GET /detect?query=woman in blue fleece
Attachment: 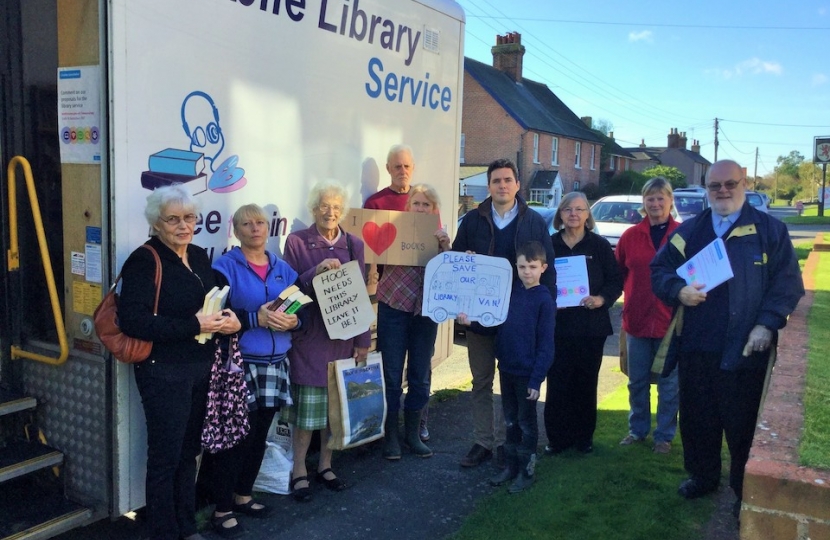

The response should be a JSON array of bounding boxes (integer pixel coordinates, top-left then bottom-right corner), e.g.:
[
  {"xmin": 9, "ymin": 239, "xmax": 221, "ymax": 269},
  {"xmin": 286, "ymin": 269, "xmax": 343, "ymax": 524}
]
[{"xmin": 202, "ymin": 204, "xmax": 301, "ymax": 537}]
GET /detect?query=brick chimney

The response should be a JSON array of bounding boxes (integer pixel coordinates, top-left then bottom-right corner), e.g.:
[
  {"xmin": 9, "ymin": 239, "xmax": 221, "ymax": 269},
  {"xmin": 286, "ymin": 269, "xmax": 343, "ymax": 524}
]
[
  {"xmin": 581, "ymin": 116, "xmax": 593, "ymax": 128},
  {"xmin": 640, "ymin": 139, "xmax": 646, "ymax": 148},
  {"xmin": 667, "ymin": 128, "xmax": 680, "ymax": 149},
  {"xmin": 691, "ymin": 139, "xmax": 701, "ymax": 154},
  {"xmin": 609, "ymin": 131, "xmax": 614, "ymax": 140},
  {"xmin": 492, "ymin": 32, "xmax": 525, "ymax": 82},
  {"xmin": 679, "ymin": 131, "xmax": 688, "ymax": 149}
]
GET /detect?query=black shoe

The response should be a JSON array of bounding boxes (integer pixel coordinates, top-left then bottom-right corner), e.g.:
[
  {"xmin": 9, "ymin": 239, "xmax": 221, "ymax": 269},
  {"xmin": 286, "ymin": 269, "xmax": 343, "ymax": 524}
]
[
  {"xmin": 493, "ymin": 445, "xmax": 507, "ymax": 469},
  {"xmin": 315, "ymin": 468, "xmax": 348, "ymax": 491},
  {"xmin": 232, "ymin": 499, "xmax": 271, "ymax": 518},
  {"xmin": 678, "ymin": 477, "xmax": 719, "ymax": 499},
  {"xmin": 211, "ymin": 513, "xmax": 245, "ymax": 539},
  {"xmin": 732, "ymin": 499, "xmax": 742, "ymax": 519},
  {"xmin": 290, "ymin": 476, "xmax": 313, "ymax": 502},
  {"xmin": 460, "ymin": 443, "xmax": 492, "ymax": 467},
  {"xmin": 543, "ymin": 444, "xmax": 566, "ymax": 456},
  {"xmin": 576, "ymin": 444, "xmax": 593, "ymax": 454}
]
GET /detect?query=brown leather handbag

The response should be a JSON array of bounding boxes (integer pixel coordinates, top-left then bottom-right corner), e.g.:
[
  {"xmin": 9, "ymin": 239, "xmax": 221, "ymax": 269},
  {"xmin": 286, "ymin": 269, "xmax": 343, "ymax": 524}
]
[{"xmin": 93, "ymin": 244, "xmax": 161, "ymax": 363}]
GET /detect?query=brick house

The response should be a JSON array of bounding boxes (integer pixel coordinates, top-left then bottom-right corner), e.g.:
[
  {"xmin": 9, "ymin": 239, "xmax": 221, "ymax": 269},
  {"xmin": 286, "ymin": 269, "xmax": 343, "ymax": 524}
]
[
  {"xmin": 625, "ymin": 128, "xmax": 711, "ymax": 187},
  {"xmin": 588, "ymin": 125, "xmax": 636, "ymax": 181},
  {"xmin": 461, "ymin": 32, "xmax": 602, "ymax": 203}
]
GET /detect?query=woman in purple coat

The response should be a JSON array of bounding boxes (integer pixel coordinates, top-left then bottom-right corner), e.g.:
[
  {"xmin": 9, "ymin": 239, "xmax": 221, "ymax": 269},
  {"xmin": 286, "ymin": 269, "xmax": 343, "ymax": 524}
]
[{"xmin": 283, "ymin": 181, "xmax": 371, "ymax": 502}]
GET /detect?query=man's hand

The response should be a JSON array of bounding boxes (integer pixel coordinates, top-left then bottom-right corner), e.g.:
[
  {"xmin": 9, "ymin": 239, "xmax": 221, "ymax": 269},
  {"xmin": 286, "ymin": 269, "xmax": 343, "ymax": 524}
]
[
  {"xmin": 742, "ymin": 325, "xmax": 773, "ymax": 357},
  {"xmin": 527, "ymin": 388, "xmax": 540, "ymax": 401},
  {"xmin": 678, "ymin": 283, "xmax": 707, "ymax": 307}
]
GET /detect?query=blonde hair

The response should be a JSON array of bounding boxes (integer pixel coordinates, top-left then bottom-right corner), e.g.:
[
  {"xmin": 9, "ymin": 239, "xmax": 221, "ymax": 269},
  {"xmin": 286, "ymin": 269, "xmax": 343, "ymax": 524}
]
[
  {"xmin": 232, "ymin": 203, "xmax": 267, "ymax": 230},
  {"xmin": 406, "ymin": 183, "xmax": 441, "ymax": 213}
]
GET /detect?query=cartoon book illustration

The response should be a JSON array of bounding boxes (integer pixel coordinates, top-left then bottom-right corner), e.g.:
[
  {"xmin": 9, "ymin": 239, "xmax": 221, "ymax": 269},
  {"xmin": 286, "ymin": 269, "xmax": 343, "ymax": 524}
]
[
  {"xmin": 140, "ymin": 170, "xmax": 207, "ymax": 195},
  {"xmin": 148, "ymin": 148, "xmax": 205, "ymax": 176}
]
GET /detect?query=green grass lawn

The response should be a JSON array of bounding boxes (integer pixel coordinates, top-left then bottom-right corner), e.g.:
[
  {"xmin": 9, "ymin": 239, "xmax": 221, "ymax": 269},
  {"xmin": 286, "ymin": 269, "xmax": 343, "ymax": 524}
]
[
  {"xmin": 782, "ymin": 204, "xmax": 830, "ymax": 224},
  {"xmin": 801, "ymin": 252, "xmax": 830, "ymax": 469},
  {"xmin": 450, "ymin": 386, "xmax": 717, "ymax": 540}
]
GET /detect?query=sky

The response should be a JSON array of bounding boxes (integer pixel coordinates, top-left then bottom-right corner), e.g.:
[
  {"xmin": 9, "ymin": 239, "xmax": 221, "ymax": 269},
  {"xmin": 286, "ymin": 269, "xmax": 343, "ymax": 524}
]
[{"xmin": 456, "ymin": 0, "xmax": 830, "ymax": 180}]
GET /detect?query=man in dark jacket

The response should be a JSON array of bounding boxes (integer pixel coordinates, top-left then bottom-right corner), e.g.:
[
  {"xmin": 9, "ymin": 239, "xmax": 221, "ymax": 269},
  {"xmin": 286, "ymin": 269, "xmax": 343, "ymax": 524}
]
[
  {"xmin": 651, "ymin": 159, "xmax": 804, "ymax": 519},
  {"xmin": 452, "ymin": 158, "xmax": 556, "ymax": 468}
]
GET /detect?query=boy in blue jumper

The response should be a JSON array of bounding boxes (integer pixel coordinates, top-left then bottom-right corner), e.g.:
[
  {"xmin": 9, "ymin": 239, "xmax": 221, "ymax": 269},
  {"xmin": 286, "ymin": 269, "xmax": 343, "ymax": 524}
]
[
  {"xmin": 488, "ymin": 241, "xmax": 556, "ymax": 493},
  {"xmin": 459, "ymin": 241, "xmax": 555, "ymax": 492}
]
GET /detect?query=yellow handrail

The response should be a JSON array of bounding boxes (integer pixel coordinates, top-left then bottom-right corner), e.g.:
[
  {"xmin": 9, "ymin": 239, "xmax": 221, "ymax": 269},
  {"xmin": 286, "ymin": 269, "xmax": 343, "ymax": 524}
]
[{"xmin": 6, "ymin": 156, "xmax": 69, "ymax": 365}]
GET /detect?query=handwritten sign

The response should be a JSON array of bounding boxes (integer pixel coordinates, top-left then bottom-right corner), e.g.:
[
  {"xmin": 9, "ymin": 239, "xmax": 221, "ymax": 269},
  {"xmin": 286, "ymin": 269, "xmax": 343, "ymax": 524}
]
[
  {"xmin": 312, "ymin": 260, "xmax": 374, "ymax": 340},
  {"xmin": 421, "ymin": 252, "xmax": 513, "ymax": 327},
  {"xmin": 341, "ymin": 208, "xmax": 440, "ymax": 266}
]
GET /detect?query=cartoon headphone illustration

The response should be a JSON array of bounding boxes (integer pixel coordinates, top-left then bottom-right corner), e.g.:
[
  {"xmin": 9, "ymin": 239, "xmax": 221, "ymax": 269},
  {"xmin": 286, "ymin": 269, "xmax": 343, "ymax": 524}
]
[{"xmin": 181, "ymin": 91, "xmax": 223, "ymax": 148}]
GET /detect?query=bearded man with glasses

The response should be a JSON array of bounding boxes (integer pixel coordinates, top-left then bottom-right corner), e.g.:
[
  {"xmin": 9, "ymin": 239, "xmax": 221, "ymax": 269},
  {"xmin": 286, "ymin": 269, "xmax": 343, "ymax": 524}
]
[{"xmin": 650, "ymin": 159, "xmax": 804, "ymax": 521}]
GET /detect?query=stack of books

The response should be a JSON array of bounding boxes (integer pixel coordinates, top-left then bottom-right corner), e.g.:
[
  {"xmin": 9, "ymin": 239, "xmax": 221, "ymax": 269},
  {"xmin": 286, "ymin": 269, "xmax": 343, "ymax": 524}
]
[
  {"xmin": 196, "ymin": 285, "xmax": 230, "ymax": 343},
  {"xmin": 266, "ymin": 285, "xmax": 313, "ymax": 315},
  {"xmin": 141, "ymin": 148, "xmax": 208, "ymax": 195}
]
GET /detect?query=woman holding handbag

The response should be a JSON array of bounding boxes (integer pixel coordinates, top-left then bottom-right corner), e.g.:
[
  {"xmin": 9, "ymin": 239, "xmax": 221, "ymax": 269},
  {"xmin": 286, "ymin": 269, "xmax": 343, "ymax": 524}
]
[
  {"xmin": 282, "ymin": 181, "xmax": 371, "ymax": 502},
  {"xmin": 200, "ymin": 203, "xmax": 302, "ymax": 537},
  {"xmin": 119, "ymin": 185, "xmax": 240, "ymax": 540}
]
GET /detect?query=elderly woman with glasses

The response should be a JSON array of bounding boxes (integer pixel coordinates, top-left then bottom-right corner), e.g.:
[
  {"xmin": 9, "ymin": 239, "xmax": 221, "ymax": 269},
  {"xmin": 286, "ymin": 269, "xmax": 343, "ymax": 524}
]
[
  {"xmin": 119, "ymin": 185, "xmax": 241, "ymax": 540},
  {"xmin": 544, "ymin": 191, "xmax": 622, "ymax": 456},
  {"xmin": 282, "ymin": 181, "xmax": 371, "ymax": 502}
]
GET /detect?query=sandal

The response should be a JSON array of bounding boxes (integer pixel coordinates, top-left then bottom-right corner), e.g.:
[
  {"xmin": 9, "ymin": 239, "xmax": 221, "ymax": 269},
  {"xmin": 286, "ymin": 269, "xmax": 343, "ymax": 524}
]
[
  {"xmin": 290, "ymin": 475, "xmax": 313, "ymax": 502},
  {"xmin": 315, "ymin": 468, "xmax": 348, "ymax": 492},
  {"xmin": 211, "ymin": 513, "xmax": 245, "ymax": 539},
  {"xmin": 232, "ymin": 499, "xmax": 271, "ymax": 518}
]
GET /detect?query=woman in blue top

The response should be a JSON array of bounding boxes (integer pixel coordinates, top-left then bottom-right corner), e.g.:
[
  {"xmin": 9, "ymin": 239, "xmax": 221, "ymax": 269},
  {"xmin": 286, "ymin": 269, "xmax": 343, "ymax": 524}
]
[{"xmin": 201, "ymin": 204, "xmax": 301, "ymax": 538}]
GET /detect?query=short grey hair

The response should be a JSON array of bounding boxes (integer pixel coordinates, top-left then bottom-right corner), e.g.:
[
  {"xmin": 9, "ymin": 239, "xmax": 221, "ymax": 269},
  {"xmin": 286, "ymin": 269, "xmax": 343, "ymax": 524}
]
[
  {"xmin": 306, "ymin": 180, "xmax": 351, "ymax": 222},
  {"xmin": 387, "ymin": 144, "xmax": 414, "ymax": 164},
  {"xmin": 144, "ymin": 185, "xmax": 201, "ymax": 235},
  {"xmin": 553, "ymin": 191, "xmax": 595, "ymax": 231}
]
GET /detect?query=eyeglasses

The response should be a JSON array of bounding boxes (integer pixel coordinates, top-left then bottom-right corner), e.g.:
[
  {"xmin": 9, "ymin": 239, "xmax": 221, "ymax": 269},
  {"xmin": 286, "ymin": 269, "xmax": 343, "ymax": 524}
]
[
  {"xmin": 159, "ymin": 214, "xmax": 198, "ymax": 225},
  {"xmin": 707, "ymin": 180, "xmax": 742, "ymax": 192},
  {"xmin": 562, "ymin": 207, "xmax": 588, "ymax": 214},
  {"xmin": 317, "ymin": 204, "xmax": 343, "ymax": 213}
]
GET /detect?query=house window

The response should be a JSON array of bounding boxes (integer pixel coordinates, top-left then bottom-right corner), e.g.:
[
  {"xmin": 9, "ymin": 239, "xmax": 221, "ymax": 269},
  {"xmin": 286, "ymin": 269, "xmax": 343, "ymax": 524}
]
[
  {"xmin": 551, "ymin": 137, "xmax": 559, "ymax": 165},
  {"xmin": 573, "ymin": 181, "xmax": 580, "ymax": 191},
  {"xmin": 574, "ymin": 142, "xmax": 581, "ymax": 169},
  {"xmin": 460, "ymin": 133, "xmax": 465, "ymax": 164},
  {"xmin": 529, "ymin": 189, "xmax": 548, "ymax": 204},
  {"xmin": 590, "ymin": 145, "xmax": 596, "ymax": 170},
  {"xmin": 533, "ymin": 133, "xmax": 540, "ymax": 163},
  {"xmin": 609, "ymin": 156, "xmax": 616, "ymax": 171}
]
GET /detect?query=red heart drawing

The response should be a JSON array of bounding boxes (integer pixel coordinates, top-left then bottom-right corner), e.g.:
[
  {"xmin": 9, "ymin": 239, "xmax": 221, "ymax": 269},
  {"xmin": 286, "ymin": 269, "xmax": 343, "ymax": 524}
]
[{"xmin": 362, "ymin": 222, "xmax": 397, "ymax": 256}]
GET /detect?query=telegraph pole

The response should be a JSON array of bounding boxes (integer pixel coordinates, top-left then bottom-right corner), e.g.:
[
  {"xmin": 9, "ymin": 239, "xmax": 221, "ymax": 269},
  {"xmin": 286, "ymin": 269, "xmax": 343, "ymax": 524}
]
[
  {"xmin": 753, "ymin": 147, "xmax": 759, "ymax": 189},
  {"xmin": 714, "ymin": 118, "xmax": 719, "ymax": 161}
]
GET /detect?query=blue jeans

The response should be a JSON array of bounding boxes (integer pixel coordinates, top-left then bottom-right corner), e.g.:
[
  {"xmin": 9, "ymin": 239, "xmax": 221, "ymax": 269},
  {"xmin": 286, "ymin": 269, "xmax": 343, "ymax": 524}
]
[
  {"xmin": 626, "ymin": 334, "xmax": 679, "ymax": 443},
  {"xmin": 499, "ymin": 371, "xmax": 538, "ymax": 456},
  {"xmin": 377, "ymin": 302, "xmax": 437, "ymax": 415}
]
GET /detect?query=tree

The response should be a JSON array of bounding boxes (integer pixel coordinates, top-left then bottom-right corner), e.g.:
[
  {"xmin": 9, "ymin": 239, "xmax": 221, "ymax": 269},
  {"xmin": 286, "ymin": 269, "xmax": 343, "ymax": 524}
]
[
  {"xmin": 642, "ymin": 165, "xmax": 686, "ymax": 189},
  {"xmin": 775, "ymin": 150, "xmax": 805, "ymax": 178},
  {"xmin": 592, "ymin": 118, "xmax": 614, "ymax": 136}
]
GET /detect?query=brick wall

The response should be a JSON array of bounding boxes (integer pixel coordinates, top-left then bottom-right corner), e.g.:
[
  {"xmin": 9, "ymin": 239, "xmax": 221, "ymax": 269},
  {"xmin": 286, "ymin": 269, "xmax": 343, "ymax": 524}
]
[{"xmin": 741, "ymin": 243, "xmax": 830, "ymax": 538}]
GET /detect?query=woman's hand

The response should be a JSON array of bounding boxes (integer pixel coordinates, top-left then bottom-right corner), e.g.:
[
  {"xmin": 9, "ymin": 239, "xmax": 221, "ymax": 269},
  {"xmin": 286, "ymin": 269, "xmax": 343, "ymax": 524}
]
[
  {"xmin": 316, "ymin": 258, "xmax": 342, "ymax": 275},
  {"xmin": 579, "ymin": 295, "xmax": 605, "ymax": 310},
  {"xmin": 456, "ymin": 312, "xmax": 470, "ymax": 326},
  {"xmin": 353, "ymin": 346, "xmax": 369, "ymax": 364},
  {"xmin": 435, "ymin": 228, "xmax": 451, "ymax": 252},
  {"xmin": 216, "ymin": 309, "xmax": 241, "ymax": 334},
  {"xmin": 269, "ymin": 311, "xmax": 299, "ymax": 333}
]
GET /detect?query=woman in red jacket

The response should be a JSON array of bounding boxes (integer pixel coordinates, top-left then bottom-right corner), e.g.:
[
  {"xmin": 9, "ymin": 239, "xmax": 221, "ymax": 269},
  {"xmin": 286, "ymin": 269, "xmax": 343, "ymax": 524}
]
[{"xmin": 615, "ymin": 177, "xmax": 680, "ymax": 454}]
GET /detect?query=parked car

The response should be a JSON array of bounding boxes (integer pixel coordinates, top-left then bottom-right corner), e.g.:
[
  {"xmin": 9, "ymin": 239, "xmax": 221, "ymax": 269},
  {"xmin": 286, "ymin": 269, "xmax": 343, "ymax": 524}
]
[
  {"xmin": 674, "ymin": 185, "xmax": 707, "ymax": 193},
  {"xmin": 590, "ymin": 194, "xmax": 682, "ymax": 248},
  {"xmin": 674, "ymin": 190, "xmax": 709, "ymax": 221},
  {"xmin": 746, "ymin": 190, "xmax": 769, "ymax": 213}
]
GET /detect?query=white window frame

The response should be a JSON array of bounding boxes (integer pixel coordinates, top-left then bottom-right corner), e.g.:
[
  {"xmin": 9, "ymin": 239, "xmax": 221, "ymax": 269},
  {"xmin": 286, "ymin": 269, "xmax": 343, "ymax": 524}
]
[
  {"xmin": 590, "ymin": 145, "xmax": 596, "ymax": 170},
  {"xmin": 610, "ymin": 155, "xmax": 616, "ymax": 171},
  {"xmin": 533, "ymin": 133, "xmax": 540, "ymax": 164},
  {"xmin": 529, "ymin": 188, "xmax": 548, "ymax": 204},
  {"xmin": 574, "ymin": 141, "xmax": 582, "ymax": 169},
  {"xmin": 460, "ymin": 133, "xmax": 465, "ymax": 164},
  {"xmin": 551, "ymin": 137, "xmax": 559, "ymax": 165}
]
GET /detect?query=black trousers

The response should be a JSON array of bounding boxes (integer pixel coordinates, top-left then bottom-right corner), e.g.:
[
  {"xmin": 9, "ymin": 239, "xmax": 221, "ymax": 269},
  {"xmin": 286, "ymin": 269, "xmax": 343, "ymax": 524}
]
[
  {"xmin": 678, "ymin": 351, "xmax": 767, "ymax": 499},
  {"xmin": 201, "ymin": 406, "xmax": 278, "ymax": 512},
  {"xmin": 134, "ymin": 360, "xmax": 210, "ymax": 540},
  {"xmin": 544, "ymin": 336, "xmax": 606, "ymax": 451}
]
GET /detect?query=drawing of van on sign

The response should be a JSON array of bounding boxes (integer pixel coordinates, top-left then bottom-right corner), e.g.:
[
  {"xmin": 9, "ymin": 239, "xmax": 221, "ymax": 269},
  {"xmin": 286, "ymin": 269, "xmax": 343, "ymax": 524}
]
[{"xmin": 421, "ymin": 252, "xmax": 513, "ymax": 326}]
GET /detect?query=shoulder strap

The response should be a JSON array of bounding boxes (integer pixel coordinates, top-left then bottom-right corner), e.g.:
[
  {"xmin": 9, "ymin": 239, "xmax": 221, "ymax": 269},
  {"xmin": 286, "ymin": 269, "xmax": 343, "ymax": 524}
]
[
  {"xmin": 343, "ymin": 228, "xmax": 355, "ymax": 261},
  {"xmin": 141, "ymin": 244, "xmax": 163, "ymax": 315}
]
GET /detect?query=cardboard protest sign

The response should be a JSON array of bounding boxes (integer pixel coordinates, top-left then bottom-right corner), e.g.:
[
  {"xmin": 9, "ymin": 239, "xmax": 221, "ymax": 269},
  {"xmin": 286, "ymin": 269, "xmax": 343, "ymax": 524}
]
[
  {"xmin": 341, "ymin": 208, "xmax": 440, "ymax": 266},
  {"xmin": 312, "ymin": 260, "xmax": 375, "ymax": 340},
  {"xmin": 421, "ymin": 252, "xmax": 513, "ymax": 327}
]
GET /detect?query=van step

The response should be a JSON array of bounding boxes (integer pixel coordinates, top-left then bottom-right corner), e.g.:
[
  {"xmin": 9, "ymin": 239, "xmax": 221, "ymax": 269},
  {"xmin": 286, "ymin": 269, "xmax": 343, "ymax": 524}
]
[
  {"xmin": 0, "ymin": 390, "xmax": 36, "ymax": 418},
  {"xmin": 0, "ymin": 442, "xmax": 64, "ymax": 483},
  {"xmin": 0, "ymin": 480, "xmax": 91, "ymax": 540}
]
